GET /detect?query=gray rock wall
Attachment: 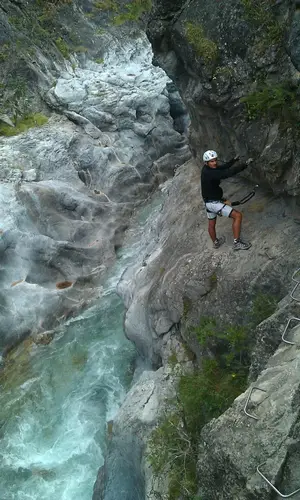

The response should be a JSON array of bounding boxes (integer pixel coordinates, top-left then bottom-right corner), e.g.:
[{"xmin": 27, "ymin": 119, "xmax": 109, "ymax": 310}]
[
  {"xmin": 0, "ymin": 2, "xmax": 191, "ymax": 352},
  {"xmin": 197, "ymin": 323, "xmax": 300, "ymax": 499},
  {"xmin": 147, "ymin": 0, "xmax": 300, "ymax": 197},
  {"xmin": 116, "ymin": 159, "xmax": 300, "ymax": 498}
]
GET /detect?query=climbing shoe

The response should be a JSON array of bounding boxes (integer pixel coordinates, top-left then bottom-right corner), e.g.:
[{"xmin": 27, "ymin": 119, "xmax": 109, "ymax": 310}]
[
  {"xmin": 233, "ymin": 238, "xmax": 252, "ymax": 251},
  {"xmin": 213, "ymin": 236, "xmax": 225, "ymax": 249}
]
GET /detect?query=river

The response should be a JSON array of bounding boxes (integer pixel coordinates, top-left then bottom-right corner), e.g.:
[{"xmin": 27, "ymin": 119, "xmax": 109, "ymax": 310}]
[{"xmin": 0, "ymin": 194, "xmax": 162, "ymax": 500}]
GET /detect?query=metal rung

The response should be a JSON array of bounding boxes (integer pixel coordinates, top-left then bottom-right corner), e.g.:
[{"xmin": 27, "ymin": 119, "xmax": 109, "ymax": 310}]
[
  {"xmin": 257, "ymin": 462, "xmax": 300, "ymax": 498},
  {"xmin": 292, "ymin": 268, "xmax": 300, "ymax": 283},
  {"xmin": 282, "ymin": 317, "xmax": 300, "ymax": 345},
  {"xmin": 243, "ymin": 386, "xmax": 267, "ymax": 420},
  {"xmin": 291, "ymin": 282, "xmax": 300, "ymax": 302}
]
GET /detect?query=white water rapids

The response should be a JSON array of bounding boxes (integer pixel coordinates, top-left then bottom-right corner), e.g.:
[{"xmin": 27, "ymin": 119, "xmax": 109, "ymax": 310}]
[{"xmin": 0, "ymin": 196, "xmax": 162, "ymax": 500}]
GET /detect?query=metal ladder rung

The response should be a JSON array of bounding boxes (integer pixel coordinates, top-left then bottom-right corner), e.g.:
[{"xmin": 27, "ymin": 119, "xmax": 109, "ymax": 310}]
[
  {"xmin": 290, "ymin": 282, "xmax": 300, "ymax": 302},
  {"xmin": 257, "ymin": 463, "xmax": 300, "ymax": 498},
  {"xmin": 243, "ymin": 386, "xmax": 267, "ymax": 420},
  {"xmin": 292, "ymin": 268, "xmax": 300, "ymax": 284},
  {"xmin": 282, "ymin": 317, "xmax": 300, "ymax": 345}
]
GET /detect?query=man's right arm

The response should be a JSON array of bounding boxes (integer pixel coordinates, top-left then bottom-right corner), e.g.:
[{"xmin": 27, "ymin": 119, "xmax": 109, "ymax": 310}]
[
  {"xmin": 217, "ymin": 157, "xmax": 239, "ymax": 170},
  {"xmin": 210, "ymin": 163, "xmax": 248, "ymax": 180}
]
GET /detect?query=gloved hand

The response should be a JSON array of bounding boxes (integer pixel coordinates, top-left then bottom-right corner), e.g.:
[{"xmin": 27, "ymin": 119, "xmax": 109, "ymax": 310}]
[{"xmin": 246, "ymin": 157, "xmax": 254, "ymax": 165}]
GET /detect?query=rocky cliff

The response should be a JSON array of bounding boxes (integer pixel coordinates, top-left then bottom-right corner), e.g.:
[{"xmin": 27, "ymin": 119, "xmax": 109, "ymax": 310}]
[
  {"xmin": 147, "ymin": 0, "xmax": 300, "ymax": 198},
  {"xmin": 95, "ymin": 2, "xmax": 300, "ymax": 499},
  {"xmin": 110, "ymin": 160, "xmax": 300, "ymax": 499},
  {"xmin": 0, "ymin": 0, "xmax": 191, "ymax": 353},
  {"xmin": 2, "ymin": 2, "xmax": 300, "ymax": 500}
]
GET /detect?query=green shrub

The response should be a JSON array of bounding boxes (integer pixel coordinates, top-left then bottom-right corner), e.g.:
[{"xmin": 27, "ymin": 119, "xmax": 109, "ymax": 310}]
[
  {"xmin": 94, "ymin": 0, "xmax": 118, "ymax": 11},
  {"xmin": 185, "ymin": 22, "xmax": 218, "ymax": 64},
  {"xmin": 148, "ymin": 412, "xmax": 198, "ymax": 499},
  {"xmin": 183, "ymin": 297, "xmax": 192, "ymax": 319},
  {"xmin": 73, "ymin": 46, "xmax": 88, "ymax": 54},
  {"xmin": 96, "ymin": 28, "xmax": 106, "ymax": 35},
  {"xmin": 37, "ymin": 0, "xmax": 72, "ymax": 5},
  {"xmin": 250, "ymin": 292, "xmax": 278, "ymax": 325},
  {"xmin": 0, "ymin": 113, "xmax": 48, "ymax": 137},
  {"xmin": 95, "ymin": 57, "xmax": 104, "ymax": 64},
  {"xmin": 168, "ymin": 351, "xmax": 178, "ymax": 368},
  {"xmin": 241, "ymin": 0, "xmax": 283, "ymax": 47},
  {"xmin": 241, "ymin": 83, "xmax": 297, "ymax": 121},
  {"xmin": 0, "ymin": 44, "xmax": 10, "ymax": 62},
  {"xmin": 55, "ymin": 37, "xmax": 70, "ymax": 59},
  {"xmin": 113, "ymin": 0, "xmax": 152, "ymax": 25},
  {"xmin": 148, "ymin": 317, "xmax": 251, "ymax": 499}
]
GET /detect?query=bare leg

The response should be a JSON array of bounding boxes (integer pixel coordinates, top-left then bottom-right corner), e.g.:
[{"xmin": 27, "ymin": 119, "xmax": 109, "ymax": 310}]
[
  {"xmin": 230, "ymin": 209, "xmax": 242, "ymax": 239},
  {"xmin": 208, "ymin": 218, "xmax": 217, "ymax": 242}
]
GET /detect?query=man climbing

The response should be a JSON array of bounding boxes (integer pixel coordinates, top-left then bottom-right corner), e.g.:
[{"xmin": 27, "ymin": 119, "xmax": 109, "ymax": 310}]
[{"xmin": 201, "ymin": 150, "xmax": 253, "ymax": 250}]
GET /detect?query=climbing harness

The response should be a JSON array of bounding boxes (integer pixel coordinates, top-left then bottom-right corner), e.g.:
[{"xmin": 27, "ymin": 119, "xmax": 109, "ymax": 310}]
[
  {"xmin": 231, "ymin": 185, "xmax": 259, "ymax": 207},
  {"xmin": 206, "ymin": 185, "xmax": 259, "ymax": 216}
]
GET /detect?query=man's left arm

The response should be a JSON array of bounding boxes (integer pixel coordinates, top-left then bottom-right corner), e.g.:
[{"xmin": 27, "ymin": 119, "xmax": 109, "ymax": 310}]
[{"xmin": 218, "ymin": 156, "xmax": 239, "ymax": 170}]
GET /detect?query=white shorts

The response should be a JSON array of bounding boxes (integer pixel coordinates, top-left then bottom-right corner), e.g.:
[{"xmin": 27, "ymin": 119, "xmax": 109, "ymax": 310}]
[{"xmin": 205, "ymin": 201, "xmax": 233, "ymax": 220}]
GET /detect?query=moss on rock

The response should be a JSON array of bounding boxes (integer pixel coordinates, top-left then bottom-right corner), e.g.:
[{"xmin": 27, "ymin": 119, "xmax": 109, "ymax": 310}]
[
  {"xmin": 185, "ymin": 22, "xmax": 218, "ymax": 64},
  {"xmin": 0, "ymin": 113, "xmax": 48, "ymax": 137}
]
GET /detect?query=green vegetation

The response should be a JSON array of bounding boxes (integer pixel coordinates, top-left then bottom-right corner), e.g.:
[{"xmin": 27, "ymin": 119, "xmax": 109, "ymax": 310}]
[
  {"xmin": 149, "ymin": 412, "xmax": 198, "ymax": 499},
  {"xmin": 183, "ymin": 297, "xmax": 192, "ymax": 319},
  {"xmin": 148, "ymin": 317, "xmax": 251, "ymax": 499},
  {"xmin": 250, "ymin": 292, "xmax": 278, "ymax": 325},
  {"xmin": 185, "ymin": 22, "xmax": 218, "ymax": 64},
  {"xmin": 96, "ymin": 28, "xmax": 106, "ymax": 35},
  {"xmin": 55, "ymin": 37, "xmax": 70, "ymax": 58},
  {"xmin": 0, "ymin": 44, "xmax": 10, "ymax": 62},
  {"xmin": 113, "ymin": 0, "xmax": 152, "ymax": 25},
  {"xmin": 74, "ymin": 46, "xmax": 88, "ymax": 53},
  {"xmin": 95, "ymin": 57, "xmax": 104, "ymax": 64},
  {"xmin": 213, "ymin": 66, "xmax": 234, "ymax": 80},
  {"xmin": 94, "ymin": 0, "xmax": 118, "ymax": 11},
  {"xmin": 210, "ymin": 271, "xmax": 217, "ymax": 285},
  {"xmin": 0, "ymin": 113, "xmax": 48, "ymax": 137},
  {"xmin": 36, "ymin": 0, "xmax": 73, "ymax": 24},
  {"xmin": 241, "ymin": 0, "xmax": 283, "ymax": 48},
  {"xmin": 168, "ymin": 351, "xmax": 178, "ymax": 368},
  {"xmin": 37, "ymin": 0, "xmax": 72, "ymax": 6},
  {"xmin": 241, "ymin": 83, "xmax": 298, "ymax": 122},
  {"xmin": 0, "ymin": 78, "xmax": 30, "ymax": 123}
]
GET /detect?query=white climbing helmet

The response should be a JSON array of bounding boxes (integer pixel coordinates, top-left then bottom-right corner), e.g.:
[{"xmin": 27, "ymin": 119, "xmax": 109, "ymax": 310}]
[{"xmin": 203, "ymin": 150, "xmax": 218, "ymax": 162}]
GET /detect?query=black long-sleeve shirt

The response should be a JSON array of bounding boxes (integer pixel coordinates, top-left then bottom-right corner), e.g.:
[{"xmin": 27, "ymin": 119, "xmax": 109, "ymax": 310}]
[{"xmin": 201, "ymin": 159, "xmax": 247, "ymax": 202}]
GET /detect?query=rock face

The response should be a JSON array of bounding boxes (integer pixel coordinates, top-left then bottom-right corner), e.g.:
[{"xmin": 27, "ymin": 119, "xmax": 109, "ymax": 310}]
[
  {"xmin": 147, "ymin": 0, "xmax": 300, "ymax": 197},
  {"xmin": 92, "ymin": 368, "xmax": 176, "ymax": 500},
  {"xmin": 0, "ymin": 2, "xmax": 191, "ymax": 352},
  {"xmin": 118, "ymin": 160, "xmax": 300, "ymax": 366},
  {"xmin": 115, "ymin": 159, "xmax": 300, "ymax": 498},
  {"xmin": 197, "ymin": 322, "xmax": 300, "ymax": 500},
  {"xmin": 92, "ymin": 2, "xmax": 300, "ymax": 498}
]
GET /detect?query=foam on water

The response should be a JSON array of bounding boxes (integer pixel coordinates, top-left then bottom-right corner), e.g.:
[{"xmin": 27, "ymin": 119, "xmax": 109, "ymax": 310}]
[
  {"xmin": 0, "ymin": 188, "xmax": 163, "ymax": 500},
  {"xmin": 0, "ymin": 272, "xmax": 135, "ymax": 500}
]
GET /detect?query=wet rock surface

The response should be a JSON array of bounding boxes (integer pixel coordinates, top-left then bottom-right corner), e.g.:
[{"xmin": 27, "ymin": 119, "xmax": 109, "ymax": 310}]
[{"xmin": 0, "ymin": 18, "xmax": 190, "ymax": 353}]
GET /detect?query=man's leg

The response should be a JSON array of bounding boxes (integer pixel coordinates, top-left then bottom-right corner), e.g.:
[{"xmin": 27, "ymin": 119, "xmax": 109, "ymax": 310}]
[
  {"xmin": 207, "ymin": 217, "xmax": 225, "ymax": 249},
  {"xmin": 230, "ymin": 209, "xmax": 242, "ymax": 240},
  {"xmin": 208, "ymin": 218, "xmax": 217, "ymax": 242},
  {"xmin": 230, "ymin": 209, "xmax": 251, "ymax": 250}
]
